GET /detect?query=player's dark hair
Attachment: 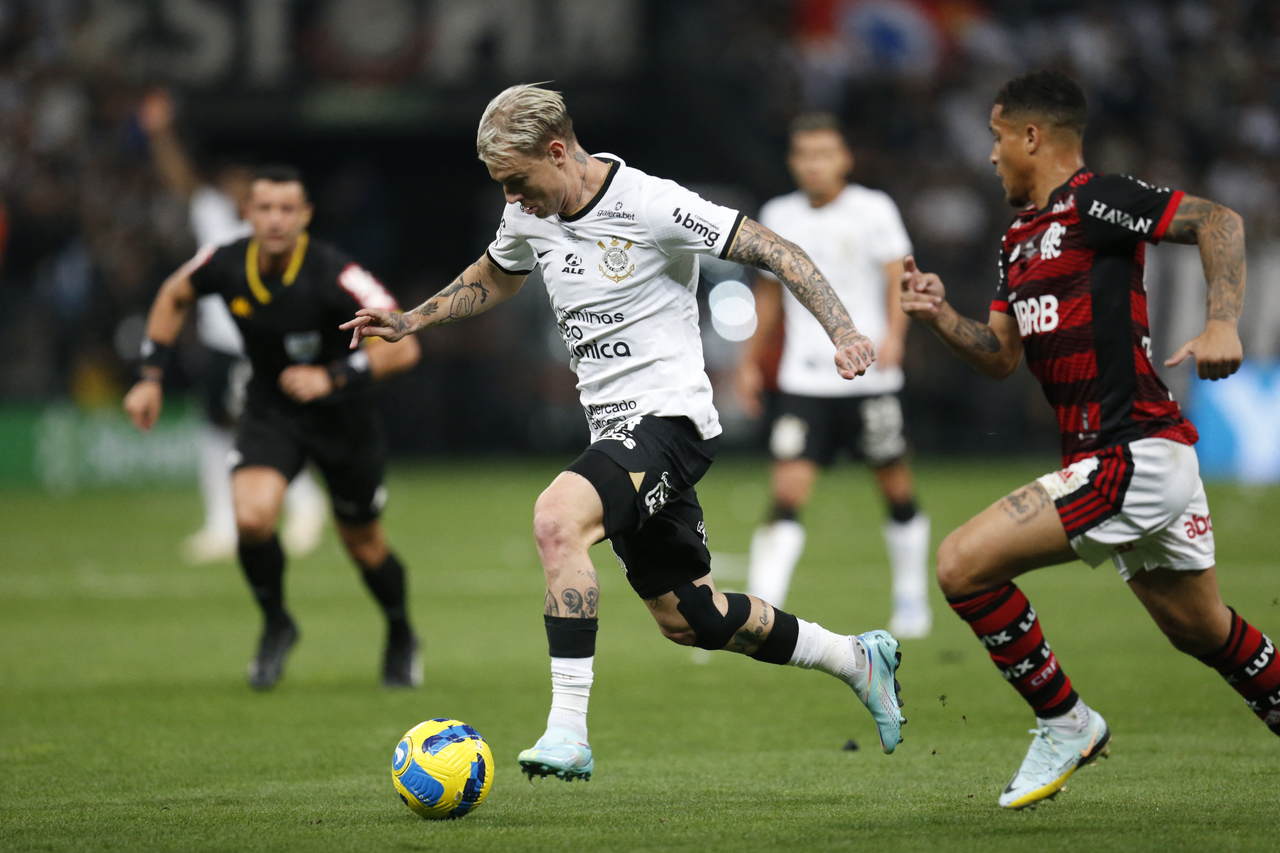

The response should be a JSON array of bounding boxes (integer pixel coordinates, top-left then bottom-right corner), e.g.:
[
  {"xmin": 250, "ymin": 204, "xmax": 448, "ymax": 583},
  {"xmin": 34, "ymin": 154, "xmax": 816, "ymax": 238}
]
[
  {"xmin": 253, "ymin": 164, "xmax": 308, "ymax": 197},
  {"xmin": 789, "ymin": 112, "xmax": 851, "ymax": 147},
  {"xmin": 995, "ymin": 70, "xmax": 1088, "ymax": 137}
]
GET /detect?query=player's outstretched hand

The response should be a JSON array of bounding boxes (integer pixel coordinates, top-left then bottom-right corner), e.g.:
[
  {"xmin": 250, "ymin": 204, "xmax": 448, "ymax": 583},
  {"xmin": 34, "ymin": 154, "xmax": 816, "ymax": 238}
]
[
  {"xmin": 279, "ymin": 365, "xmax": 335, "ymax": 403},
  {"xmin": 900, "ymin": 255, "xmax": 946, "ymax": 322},
  {"xmin": 834, "ymin": 333, "xmax": 876, "ymax": 379},
  {"xmin": 340, "ymin": 308, "xmax": 412, "ymax": 349},
  {"xmin": 1164, "ymin": 321, "xmax": 1243, "ymax": 381},
  {"xmin": 123, "ymin": 380, "xmax": 163, "ymax": 431}
]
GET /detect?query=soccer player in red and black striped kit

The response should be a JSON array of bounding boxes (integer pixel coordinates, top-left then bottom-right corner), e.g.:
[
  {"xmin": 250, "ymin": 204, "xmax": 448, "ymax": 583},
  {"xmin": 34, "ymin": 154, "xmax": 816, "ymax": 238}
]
[{"xmin": 902, "ymin": 70, "xmax": 1274, "ymax": 809}]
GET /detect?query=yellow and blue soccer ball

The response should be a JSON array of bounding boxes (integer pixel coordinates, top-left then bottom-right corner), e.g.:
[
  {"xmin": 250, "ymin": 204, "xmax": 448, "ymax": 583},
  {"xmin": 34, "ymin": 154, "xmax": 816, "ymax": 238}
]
[{"xmin": 391, "ymin": 718, "xmax": 494, "ymax": 819}]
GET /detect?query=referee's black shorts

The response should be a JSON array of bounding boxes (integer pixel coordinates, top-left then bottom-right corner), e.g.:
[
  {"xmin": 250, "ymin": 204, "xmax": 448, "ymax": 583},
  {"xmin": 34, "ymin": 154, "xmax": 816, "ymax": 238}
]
[
  {"xmin": 566, "ymin": 416, "xmax": 719, "ymax": 600},
  {"xmin": 233, "ymin": 401, "xmax": 386, "ymax": 524}
]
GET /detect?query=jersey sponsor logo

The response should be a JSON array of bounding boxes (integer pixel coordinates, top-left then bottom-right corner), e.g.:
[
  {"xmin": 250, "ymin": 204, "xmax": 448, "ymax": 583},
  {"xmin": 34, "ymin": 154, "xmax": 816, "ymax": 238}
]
[
  {"xmin": 1085, "ymin": 199, "xmax": 1153, "ymax": 234},
  {"xmin": 597, "ymin": 237, "xmax": 636, "ymax": 283},
  {"xmin": 670, "ymin": 207, "xmax": 720, "ymax": 247},
  {"xmin": 283, "ymin": 330, "xmax": 322, "ymax": 363},
  {"xmin": 1013, "ymin": 293, "xmax": 1060, "ymax": 336},
  {"xmin": 643, "ymin": 471, "xmax": 674, "ymax": 516},
  {"xmin": 1183, "ymin": 513, "xmax": 1213, "ymax": 539},
  {"xmin": 596, "ymin": 201, "xmax": 636, "ymax": 221},
  {"xmin": 600, "ymin": 417, "xmax": 640, "ymax": 449},
  {"xmin": 562, "ymin": 253, "xmax": 586, "ymax": 275},
  {"xmin": 587, "ymin": 399, "xmax": 638, "ymax": 417},
  {"xmin": 1051, "ymin": 195, "xmax": 1076, "ymax": 214},
  {"xmin": 571, "ymin": 340, "xmax": 632, "ymax": 359},
  {"xmin": 1040, "ymin": 221, "xmax": 1065, "ymax": 260}
]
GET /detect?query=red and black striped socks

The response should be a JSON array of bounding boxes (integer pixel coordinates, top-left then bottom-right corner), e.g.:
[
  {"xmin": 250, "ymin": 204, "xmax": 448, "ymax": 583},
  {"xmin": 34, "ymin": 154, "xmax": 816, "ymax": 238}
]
[
  {"xmin": 949, "ymin": 583, "xmax": 1078, "ymax": 719},
  {"xmin": 1198, "ymin": 608, "xmax": 1280, "ymax": 736}
]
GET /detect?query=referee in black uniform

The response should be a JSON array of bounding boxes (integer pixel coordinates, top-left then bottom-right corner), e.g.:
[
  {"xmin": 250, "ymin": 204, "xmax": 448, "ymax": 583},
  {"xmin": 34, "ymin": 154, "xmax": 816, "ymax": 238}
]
[{"xmin": 124, "ymin": 166, "xmax": 423, "ymax": 689}]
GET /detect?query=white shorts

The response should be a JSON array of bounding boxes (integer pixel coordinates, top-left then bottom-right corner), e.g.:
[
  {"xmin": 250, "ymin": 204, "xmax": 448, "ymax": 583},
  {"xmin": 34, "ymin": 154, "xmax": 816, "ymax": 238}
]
[{"xmin": 1035, "ymin": 438, "xmax": 1215, "ymax": 581}]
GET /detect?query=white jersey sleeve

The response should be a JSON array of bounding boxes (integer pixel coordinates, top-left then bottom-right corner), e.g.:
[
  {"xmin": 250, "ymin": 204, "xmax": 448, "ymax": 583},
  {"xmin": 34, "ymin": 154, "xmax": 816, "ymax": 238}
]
[
  {"xmin": 485, "ymin": 211, "xmax": 537, "ymax": 275},
  {"xmin": 643, "ymin": 179, "xmax": 745, "ymax": 260},
  {"xmin": 867, "ymin": 192, "xmax": 912, "ymax": 263},
  {"xmin": 188, "ymin": 186, "xmax": 251, "ymax": 355}
]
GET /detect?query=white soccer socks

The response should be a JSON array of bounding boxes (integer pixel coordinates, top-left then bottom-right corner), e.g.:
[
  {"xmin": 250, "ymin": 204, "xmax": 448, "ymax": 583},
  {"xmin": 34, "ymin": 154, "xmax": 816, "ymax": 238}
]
[
  {"xmin": 788, "ymin": 617, "xmax": 868, "ymax": 683},
  {"xmin": 747, "ymin": 520, "xmax": 806, "ymax": 608},
  {"xmin": 886, "ymin": 514, "xmax": 931, "ymax": 638},
  {"xmin": 545, "ymin": 655, "xmax": 594, "ymax": 742}
]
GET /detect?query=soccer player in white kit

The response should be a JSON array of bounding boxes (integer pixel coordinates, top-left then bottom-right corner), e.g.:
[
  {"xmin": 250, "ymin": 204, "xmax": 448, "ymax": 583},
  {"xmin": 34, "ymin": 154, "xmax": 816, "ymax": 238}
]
[
  {"xmin": 343, "ymin": 84, "xmax": 907, "ymax": 779},
  {"xmin": 736, "ymin": 114, "xmax": 931, "ymax": 637},
  {"xmin": 139, "ymin": 90, "xmax": 326, "ymax": 562}
]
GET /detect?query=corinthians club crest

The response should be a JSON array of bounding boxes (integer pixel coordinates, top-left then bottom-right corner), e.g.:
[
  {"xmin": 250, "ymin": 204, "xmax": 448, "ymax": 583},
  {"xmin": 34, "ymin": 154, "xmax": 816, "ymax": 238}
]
[{"xmin": 597, "ymin": 237, "xmax": 635, "ymax": 283}]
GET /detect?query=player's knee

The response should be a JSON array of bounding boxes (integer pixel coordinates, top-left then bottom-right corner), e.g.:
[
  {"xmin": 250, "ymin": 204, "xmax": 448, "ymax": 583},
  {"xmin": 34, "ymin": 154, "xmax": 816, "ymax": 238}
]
[
  {"xmin": 532, "ymin": 502, "xmax": 588, "ymax": 563},
  {"xmin": 235, "ymin": 504, "xmax": 278, "ymax": 544},
  {"xmin": 672, "ymin": 583, "xmax": 751, "ymax": 651},
  {"xmin": 341, "ymin": 530, "xmax": 387, "ymax": 569},
  {"xmin": 935, "ymin": 530, "xmax": 979, "ymax": 597}
]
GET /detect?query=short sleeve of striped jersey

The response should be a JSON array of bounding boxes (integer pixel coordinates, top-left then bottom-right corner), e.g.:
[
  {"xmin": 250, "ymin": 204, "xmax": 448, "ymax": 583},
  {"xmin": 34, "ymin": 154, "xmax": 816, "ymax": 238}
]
[{"xmin": 1077, "ymin": 173, "xmax": 1184, "ymax": 251}]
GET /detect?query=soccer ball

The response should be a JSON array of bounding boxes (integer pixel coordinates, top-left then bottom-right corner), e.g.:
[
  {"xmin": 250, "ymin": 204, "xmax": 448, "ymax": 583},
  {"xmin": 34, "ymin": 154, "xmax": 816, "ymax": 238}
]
[{"xmin": 391, "ymin": 718, "xmax": 494, "ymax": 819}]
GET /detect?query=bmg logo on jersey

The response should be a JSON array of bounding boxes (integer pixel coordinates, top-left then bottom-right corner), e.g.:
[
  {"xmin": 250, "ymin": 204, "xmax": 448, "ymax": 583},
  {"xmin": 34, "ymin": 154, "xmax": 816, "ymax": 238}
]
[
  {"xmin": 670, "ymin": 207, "xmax": 720, "ymax": 247},
  {"xmin": 1013, "ymin": 293, "xmax": 1060, "ymax": 336}
]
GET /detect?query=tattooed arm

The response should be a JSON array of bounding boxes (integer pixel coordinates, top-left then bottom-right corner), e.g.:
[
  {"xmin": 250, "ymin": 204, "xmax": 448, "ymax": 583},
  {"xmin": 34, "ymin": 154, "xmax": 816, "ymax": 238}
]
[
  {"xmin": 1159, "ymin": 194, "xmax": 1246, "ymax": 380},
  {"xmin": 341, "ymin": 253, "xmax": 526, "ymax": 347},
  {"xmin": 724, "ymin": 217, "xmax": 875, "ymax": 378},
  {"xmin": 900, "ymin": 255, "xmax": 1023, "ymax": 379}
]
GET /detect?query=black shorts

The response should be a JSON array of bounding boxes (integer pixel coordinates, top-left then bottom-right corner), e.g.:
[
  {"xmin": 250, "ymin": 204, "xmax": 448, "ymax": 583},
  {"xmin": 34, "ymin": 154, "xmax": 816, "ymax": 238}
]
[
  {"xmin": 201, "ymin": 351, "xmax": 250, "ymax": 428},
  {"xmin": 768, "ymin": 392, "xmax": 907, "ymax": 468},
  {"xmin": 566, "ymin": 416, "xmax": 719, "ymax": 600},
  {"xmin": 233, "ymin": 402, "xmax": 386, "ymax": 524}
]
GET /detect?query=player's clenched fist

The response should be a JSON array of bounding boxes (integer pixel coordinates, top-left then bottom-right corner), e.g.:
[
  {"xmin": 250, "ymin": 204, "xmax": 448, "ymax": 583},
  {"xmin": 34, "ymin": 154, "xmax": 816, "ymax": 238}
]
[
  {"xmin": 123, "ymin": 380, "xmax": 163, "ymax": 431},
  {"xmin": 899, "ymin": 255, "xmax": 946, "ymax": 322},
  {"xmin": 834, "ymin": 332, "xmax": 876, "ymax": 379},
  {"xmin": 340, "ymin": 308, "xmax": 414, "ymax": 349}
]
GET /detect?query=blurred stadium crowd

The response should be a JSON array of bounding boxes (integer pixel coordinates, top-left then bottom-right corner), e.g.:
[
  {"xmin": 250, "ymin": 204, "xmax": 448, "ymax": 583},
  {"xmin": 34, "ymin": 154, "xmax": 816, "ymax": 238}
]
[{"xmin": 1, "ymin": 0, "xmax": 1276, "ymax": 458}]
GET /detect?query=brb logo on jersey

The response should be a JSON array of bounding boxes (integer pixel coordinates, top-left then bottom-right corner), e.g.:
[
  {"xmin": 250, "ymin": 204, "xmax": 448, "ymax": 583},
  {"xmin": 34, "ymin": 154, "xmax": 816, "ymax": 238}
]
[
  {"xmin": 670, "ymin": 207, "xmax": 720, "ymax": 248},
  {"xmin": 1012, "ymin": 293, "xmax": 1060, "ymax": 336}
]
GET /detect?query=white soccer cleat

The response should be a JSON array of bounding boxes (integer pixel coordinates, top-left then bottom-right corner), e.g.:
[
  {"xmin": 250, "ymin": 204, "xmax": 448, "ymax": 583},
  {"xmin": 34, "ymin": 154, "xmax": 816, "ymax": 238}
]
[
  {"xmin": 888, "ymin": 602, "xmax": 932, "ymax": 639},
  {"xmin": 517, "ymin": 728, "xmax": 594, "ymax": 781},
  {"xmin": 182, "ymin": 527, "xmax": 237, "ymax": 564},
  {"xmin": 999, "ymin": 708, "xmax": 1110, "ymax": 809}
]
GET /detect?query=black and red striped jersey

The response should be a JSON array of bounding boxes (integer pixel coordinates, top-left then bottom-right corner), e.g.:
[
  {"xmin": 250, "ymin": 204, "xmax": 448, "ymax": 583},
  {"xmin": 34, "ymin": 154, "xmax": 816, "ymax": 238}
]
[{"xmin": 991, "ymin": 169, "xmax": 1198, "ymax": 465}]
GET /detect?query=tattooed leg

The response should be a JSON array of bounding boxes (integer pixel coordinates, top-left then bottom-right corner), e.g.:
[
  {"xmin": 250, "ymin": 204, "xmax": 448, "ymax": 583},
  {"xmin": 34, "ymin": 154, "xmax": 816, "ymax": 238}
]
[{"xmin": 936, "ymin": 481, "xmax": 1076, "ymax": 599}]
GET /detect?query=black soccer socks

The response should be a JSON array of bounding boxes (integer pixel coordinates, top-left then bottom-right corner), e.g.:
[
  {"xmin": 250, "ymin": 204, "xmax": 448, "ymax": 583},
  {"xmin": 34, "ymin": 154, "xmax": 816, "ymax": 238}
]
[{"xmin": 237, "ymin": 534, "xmax": 287, "ymax": 623}]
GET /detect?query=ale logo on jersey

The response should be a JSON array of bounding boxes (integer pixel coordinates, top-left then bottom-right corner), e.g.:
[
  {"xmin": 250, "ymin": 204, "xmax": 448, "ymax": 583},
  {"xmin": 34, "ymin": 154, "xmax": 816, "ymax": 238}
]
[
  {"xmin": 563, "ymin": 253, "xmax": 585, "ymax": 276},
  {"xmin": 1012, "ymin": 293, "xmax": 1059, "ymax": 336},
  {"xmin": 597, "ymin": 237, "xmax": 635, "ymax": 283}
]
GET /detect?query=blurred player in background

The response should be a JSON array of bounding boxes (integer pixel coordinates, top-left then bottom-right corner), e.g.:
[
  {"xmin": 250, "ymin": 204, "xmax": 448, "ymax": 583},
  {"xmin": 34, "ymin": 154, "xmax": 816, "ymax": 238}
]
[
  {"xmin": 344, "ymin": 84, "xmax": 907, "ymax": 781},
  {"xmin": 124, "ymin": 166, "xmax": 422, "ymax": 689},
  {"xmin": 736, "ymin": 113, "xmax": 930, "ymax": 637},
  {"xmin": 138, "ymin": 91, "xmax": 327, "ymax": 564},
  {"xmin": 902, "ymin": 70, "xmax": 1275, "ymax": 809}
]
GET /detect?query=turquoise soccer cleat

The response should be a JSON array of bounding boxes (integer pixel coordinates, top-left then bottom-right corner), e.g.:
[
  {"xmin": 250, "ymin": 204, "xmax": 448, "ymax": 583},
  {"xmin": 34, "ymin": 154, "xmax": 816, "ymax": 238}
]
[
  {"xmin": 850, "ymin": 630, "xmax": 906, "ymax": 753},
  {"xmin": 517, "ymin": 728, "xmax": 594, "ymax": 781},
  {"xmin": 999, "ymin": 708, "xmax": 1110, "ymax": 809}
]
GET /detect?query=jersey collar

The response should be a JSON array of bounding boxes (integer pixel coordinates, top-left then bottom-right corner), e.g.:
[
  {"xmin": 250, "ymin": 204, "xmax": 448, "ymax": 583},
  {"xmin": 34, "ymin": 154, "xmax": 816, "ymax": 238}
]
[
  {"xmin": 559, "ymin": 157, "xmax": 621, "ymax": 223},
  {"xmin": 245, "ymin": 232, "xmax": 309, "ymax": 304},
  {"xmin": 1019, "ymin": 167, "xmax": 1090, "ymax": 221}
]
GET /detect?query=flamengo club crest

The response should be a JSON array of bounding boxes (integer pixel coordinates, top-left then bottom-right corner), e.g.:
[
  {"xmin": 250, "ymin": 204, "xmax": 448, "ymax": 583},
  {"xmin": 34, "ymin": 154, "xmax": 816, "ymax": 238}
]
[{"xmin": 597, "ymin": 237, "xmax": 635, "ymax": 283}]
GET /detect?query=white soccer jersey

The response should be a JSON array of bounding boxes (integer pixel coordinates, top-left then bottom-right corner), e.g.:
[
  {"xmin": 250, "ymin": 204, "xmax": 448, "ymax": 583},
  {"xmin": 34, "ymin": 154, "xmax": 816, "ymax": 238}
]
[
  {"xmin": 759, "ymin": 184, "xmax": 911, "ymax": 397},
  {"xmin": 486, "ymin": 155, "xmax": 744, "ymax": 441},
  {"xmin": 189, "ymin": 187, "xmax": 252, "ymax": 355}
]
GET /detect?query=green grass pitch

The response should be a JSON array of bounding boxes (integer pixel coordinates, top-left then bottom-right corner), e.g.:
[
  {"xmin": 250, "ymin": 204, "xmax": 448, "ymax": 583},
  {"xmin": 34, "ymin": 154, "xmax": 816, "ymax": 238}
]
[{"xmin": 1, "ymin": 457, "xmax": 1276, "ymax": 851}]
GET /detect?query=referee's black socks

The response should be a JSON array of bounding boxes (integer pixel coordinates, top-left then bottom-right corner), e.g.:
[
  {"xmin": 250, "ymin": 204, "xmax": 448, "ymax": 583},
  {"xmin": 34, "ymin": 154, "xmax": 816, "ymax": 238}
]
[
  {"xmin": 359, "ymin": 552, "xmax": 413, "ymax": 641},
  {"xmin": 237, "ymin": 535, "xmax": 288, "ymax": 624}
]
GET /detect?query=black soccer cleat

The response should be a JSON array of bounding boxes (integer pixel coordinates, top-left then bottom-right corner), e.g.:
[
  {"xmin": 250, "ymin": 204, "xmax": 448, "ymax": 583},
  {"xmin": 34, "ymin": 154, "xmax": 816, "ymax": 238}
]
[
  {"xmin": 382, "ymin": 632, "xmax": 423, "ymax": 688},
  {"xmin": 247, "ymin": 616, "xmax": 298, "ymax": 690}
]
